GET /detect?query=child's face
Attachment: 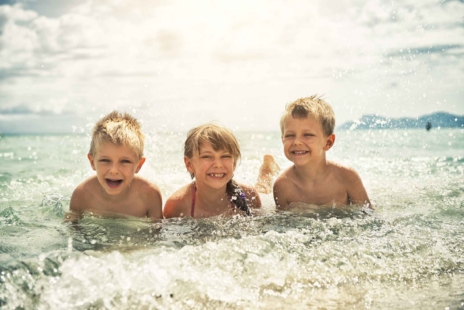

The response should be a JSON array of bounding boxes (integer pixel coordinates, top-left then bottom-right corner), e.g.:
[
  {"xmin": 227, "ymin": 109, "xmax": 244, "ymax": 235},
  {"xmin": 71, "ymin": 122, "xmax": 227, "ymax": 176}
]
[
  {"xmin": 185, "ymin": 141, "xmax": 235, "ymax": 190},
  {"xmin": 88, "ymin": 142, "xmax": 145, "ymax": 196},
  {"xmin": 282, "ymin": 116, "xmax": 334, "ymax": 166}
]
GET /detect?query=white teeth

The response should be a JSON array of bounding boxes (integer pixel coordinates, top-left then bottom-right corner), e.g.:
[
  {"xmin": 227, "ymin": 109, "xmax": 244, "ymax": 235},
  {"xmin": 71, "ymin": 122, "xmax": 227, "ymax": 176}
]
[
  {"xmin": 209, "ymin": 174, "xmax": 225, "ymax": 177},
  {"xmin": 293, "ymin": 151, "xmax": 307, "ymax": 154}
]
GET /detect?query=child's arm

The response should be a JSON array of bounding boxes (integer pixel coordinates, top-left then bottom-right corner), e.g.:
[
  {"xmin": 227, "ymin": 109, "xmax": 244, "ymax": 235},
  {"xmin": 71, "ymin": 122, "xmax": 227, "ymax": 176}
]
[
  {"xmin": 163, "ymin": 198, "xmax": 177, "ymax": 218},
  {"xmin": 240, "ymin": 183, "xmax": 262, "ymax": 208},
  {"xmin": 163, "ymin": 187, "xmax": 191, "ymax": 218},
  {"xmin": 273, "ymin": 176, "xmax": 290, "ymax": 209},
  {"xmin": 146, "ymin": 184, "xmax": 163, "ymax": 219},
  {"xmin": 343, "ymin": 168, "xmax": 372, "ymax": 208},
  {"xmin": 66, "ymin": 186, "xmax": 85, "ymax": 221},
  {"xmin": 69, "ymin": 189, "xmax": 81, "ymax": 212}
]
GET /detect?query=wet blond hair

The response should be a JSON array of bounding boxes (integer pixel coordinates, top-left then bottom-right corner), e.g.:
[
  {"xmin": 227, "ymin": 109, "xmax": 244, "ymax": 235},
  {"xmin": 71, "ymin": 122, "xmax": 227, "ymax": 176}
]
[
  {"xmin": 184, "ymin": 123, "xmax": 241, "ymax": 175},
  {"xmin": 280, "ymin": 95, "xmax": 336, "ymax": 137},
  {"xmin": 89, "ymin": 111, "xmax": 144, "ymax": 159}
]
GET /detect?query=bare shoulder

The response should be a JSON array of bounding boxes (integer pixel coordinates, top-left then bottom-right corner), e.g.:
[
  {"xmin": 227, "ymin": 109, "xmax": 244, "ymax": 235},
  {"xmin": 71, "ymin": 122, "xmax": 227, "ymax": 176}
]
[
  {"xmin": 133, "ymin": 176, "xmax": 162, "ymax": 198},
  {"xmin": 238, "ymin": 182, "xmax": 257, "ymax": 195},
  {"xmin": 163, "ymin": 184, "xmax": 192, "ymax": 218},
  {"xmin": 237, "ymin": 182, "xmax": 262, "ymax": 208},
  {"xmin": 133, "ymin": 176, "xmax": 163, "ymax": 219},
  {"xmin": 329, "ymin": 161, "xmax": 370, "ymax": 206},
  {"xmin": 328, "ymin": 161, "xmax": 363, "ymax": 184},
  {"xmin": 273, "ymin": 166, "xmax": 296, "ymax": 190},
  {"xmin": 273, "ymin": 167, "xmax": 295, "ymax": 209},
  {"xmin": 78, "ymin": 175, "xmax": 100, "ymax": 190},
  {"xmin": 69, "ymin": 176, "xmax": 99, "ymax": 212}
]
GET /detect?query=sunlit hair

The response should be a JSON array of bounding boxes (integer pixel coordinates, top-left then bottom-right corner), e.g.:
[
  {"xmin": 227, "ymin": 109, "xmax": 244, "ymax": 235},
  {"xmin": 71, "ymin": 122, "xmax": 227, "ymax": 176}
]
[
  {"xmin": 89, "ymin": 111, "xmax": 144, "ymax": 159},
  {"xmin": 184, "ymin": 123, "xmax": 241, "ymax": 174},
  {"xmin": 280, "ymin": 95, "xmax": 336, "ymax": 137}
]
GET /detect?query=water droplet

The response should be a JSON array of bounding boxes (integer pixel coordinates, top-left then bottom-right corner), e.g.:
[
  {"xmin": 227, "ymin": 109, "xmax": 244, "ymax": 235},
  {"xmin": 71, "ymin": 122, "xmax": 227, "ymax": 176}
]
[{"xmin": 67, "ymin": 238, "xmax": 73, "ymax": 253}]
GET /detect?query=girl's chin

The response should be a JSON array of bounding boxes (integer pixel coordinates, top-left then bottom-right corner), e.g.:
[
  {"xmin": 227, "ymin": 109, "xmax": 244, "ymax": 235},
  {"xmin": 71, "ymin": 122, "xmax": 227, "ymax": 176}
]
[{"xmin": 197, "ymin": 179, "xmax": 230, "ymax": 189}]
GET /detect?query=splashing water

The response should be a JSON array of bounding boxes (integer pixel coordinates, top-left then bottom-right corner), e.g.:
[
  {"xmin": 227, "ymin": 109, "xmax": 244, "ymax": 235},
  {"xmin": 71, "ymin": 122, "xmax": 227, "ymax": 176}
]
[{"xmin": 0, "ymin": 129, "xmax": 463, "ymax": 309}]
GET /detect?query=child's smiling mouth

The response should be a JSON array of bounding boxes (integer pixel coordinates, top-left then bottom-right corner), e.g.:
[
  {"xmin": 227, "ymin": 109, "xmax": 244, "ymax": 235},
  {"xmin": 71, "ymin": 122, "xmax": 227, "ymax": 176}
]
[
  {"xmin": 291, "ymin": 151, "xmax": 309, "ymax": 155},
  {"xmin": 208, "ymin": 173, "xmax": 226, "ymax": 178},
  {"xmin": 106, "ymin": 179, "xmax": 123, "ymax": 188}
]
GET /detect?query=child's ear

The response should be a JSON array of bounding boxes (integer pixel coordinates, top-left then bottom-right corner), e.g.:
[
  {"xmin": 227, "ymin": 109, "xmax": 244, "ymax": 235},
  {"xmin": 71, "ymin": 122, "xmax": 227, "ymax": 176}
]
[
  {"xmin": 135, "ymin": 157, "xmax": 146, "ymax": 173},
  {"xmin": 324, "ymin": 134, "xmax": 336, "ymax": 150},
  {"xmin": 184, "ymin": 156, "xmax": 194, "ymax": 175},
  {"xmin": 87, "ymin": 153, "xmax": 96, "ymax": 171}
]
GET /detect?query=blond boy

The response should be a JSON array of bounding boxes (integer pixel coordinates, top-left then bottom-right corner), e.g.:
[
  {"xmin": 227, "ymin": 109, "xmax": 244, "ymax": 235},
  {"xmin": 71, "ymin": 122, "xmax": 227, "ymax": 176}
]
[
  {"xmin": 69, "ymin": 111, "xmax": 162, "ymax": 219},
  {"xmin": 273, "ymin": 96, "xmax": 371, "ymax": 209}
]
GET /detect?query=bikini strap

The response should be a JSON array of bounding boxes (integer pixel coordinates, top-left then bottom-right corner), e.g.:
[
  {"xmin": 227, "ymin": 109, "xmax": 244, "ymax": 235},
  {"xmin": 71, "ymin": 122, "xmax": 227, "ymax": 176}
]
[{"xmin": 191, "ymin": 183, "xmax": 196, "ymax": 218}]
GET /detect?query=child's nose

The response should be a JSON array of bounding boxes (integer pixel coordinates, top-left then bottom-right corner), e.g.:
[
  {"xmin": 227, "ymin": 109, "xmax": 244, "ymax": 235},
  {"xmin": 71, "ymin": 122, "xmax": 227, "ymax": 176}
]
[
  {"xmin": 293, "ymin": 136, "xmax": 303, "ymax": 145},
  {"xmin": 109, "ymin": 164, "xmax": 119, "ymax": 173},
  {"xmin": 212, "ymin": 158, "xmax": 223, "ymax": 167}
]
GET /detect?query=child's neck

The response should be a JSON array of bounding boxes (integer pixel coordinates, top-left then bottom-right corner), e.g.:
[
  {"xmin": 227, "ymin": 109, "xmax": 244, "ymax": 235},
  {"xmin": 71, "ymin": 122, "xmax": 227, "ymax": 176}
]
[
  {"xmin": 100, "ymin": 185, "xmax": 130, "ymax": 202},
  {"xmin": 194, "ymin": 182, "xmax": 229, "ymax": 207},
  {"xmin": 293, "ymin": 158, "xmax": 329, "ymax": 182}
]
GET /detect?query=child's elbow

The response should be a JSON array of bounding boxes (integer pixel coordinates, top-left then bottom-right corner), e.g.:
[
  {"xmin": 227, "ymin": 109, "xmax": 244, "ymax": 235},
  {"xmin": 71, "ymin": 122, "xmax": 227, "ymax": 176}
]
[
  {"xmin": 249, "ymin": 195, "xmax": 262, "ymax": 209},
  {"xmin": 162, "ymin": 201, "xmax": 178, "ymax": 219}
]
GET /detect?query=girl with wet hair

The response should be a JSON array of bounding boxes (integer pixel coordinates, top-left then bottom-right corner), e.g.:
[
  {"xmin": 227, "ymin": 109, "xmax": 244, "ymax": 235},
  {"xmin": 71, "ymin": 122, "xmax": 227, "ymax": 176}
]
[{"xmin": 163, "ymin": 123, "xmax": 265, "ymax": 218}]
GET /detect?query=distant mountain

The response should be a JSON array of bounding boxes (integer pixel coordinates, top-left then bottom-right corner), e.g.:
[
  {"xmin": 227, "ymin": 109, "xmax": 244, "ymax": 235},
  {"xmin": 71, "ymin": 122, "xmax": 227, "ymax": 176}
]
[{"xmin": 338, "ymin": 112, "xmax": 464, "ymax": 130}]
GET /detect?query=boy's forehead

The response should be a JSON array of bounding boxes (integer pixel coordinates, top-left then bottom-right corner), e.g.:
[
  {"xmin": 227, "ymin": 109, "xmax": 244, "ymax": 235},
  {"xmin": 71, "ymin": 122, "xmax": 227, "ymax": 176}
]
[
  {"xmin": 96, "ymin": 141, "xmax": 139, "ymax": 156},
  {"xmin": 284, "ymin": 115, "xmax": 322, "ymax": 130}
]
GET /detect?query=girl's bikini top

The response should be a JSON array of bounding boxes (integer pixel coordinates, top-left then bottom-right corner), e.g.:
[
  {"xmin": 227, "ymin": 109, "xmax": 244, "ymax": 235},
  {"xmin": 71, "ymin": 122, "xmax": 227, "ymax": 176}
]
[{"xmin": 190, "ymin": 182, "xmax": 251, "ymax": 218}]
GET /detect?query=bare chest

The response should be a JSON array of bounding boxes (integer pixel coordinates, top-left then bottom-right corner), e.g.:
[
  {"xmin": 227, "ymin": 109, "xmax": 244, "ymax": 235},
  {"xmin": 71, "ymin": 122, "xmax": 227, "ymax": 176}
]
[
  {"xmin": 192, "ymin": 200, "xmax": 236, "ymax": 218},
  {"xmin": 288, "ymin": 178, "xmax": 349, "ymax": 206},
  {"xmin": 86, "ymin": 193, "xmax": 148, "ymax": 217}
]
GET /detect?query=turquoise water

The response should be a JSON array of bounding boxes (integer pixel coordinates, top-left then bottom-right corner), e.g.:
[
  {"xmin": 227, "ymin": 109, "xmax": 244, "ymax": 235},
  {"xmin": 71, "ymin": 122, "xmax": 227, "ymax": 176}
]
[{"xmin": 1, "ymin": 128, "xmax": 463, "ymax": 309}]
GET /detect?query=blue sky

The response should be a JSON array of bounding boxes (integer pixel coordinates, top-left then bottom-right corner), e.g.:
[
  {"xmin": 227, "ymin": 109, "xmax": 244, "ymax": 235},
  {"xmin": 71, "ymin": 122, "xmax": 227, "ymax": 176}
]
[{"xmin": 0, "ymin": 0, "xmax": 463, "ymax": 133}]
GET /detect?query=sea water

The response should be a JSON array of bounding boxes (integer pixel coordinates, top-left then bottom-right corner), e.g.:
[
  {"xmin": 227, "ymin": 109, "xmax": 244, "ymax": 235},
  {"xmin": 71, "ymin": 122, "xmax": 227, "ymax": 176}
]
[{"xmin": 0, "ymin": 128, "xmax": 463, "ymax": 309}]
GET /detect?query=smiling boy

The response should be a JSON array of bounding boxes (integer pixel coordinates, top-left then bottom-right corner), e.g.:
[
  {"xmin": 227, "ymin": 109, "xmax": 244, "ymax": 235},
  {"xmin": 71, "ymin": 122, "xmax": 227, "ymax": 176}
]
[
  {"xmin": 273, "ymin": 96, "xmax": 371, "ymax": 209},
  {"xmin": 69, "ymin": 111, "xmax": 162, "ymax": 219}
]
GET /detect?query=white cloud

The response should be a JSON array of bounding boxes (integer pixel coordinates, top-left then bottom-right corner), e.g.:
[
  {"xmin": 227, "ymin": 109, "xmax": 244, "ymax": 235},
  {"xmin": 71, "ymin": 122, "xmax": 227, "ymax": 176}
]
[{"xmin": 0, "ymin": 0, "xmax": 463, "ymax": 133}]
